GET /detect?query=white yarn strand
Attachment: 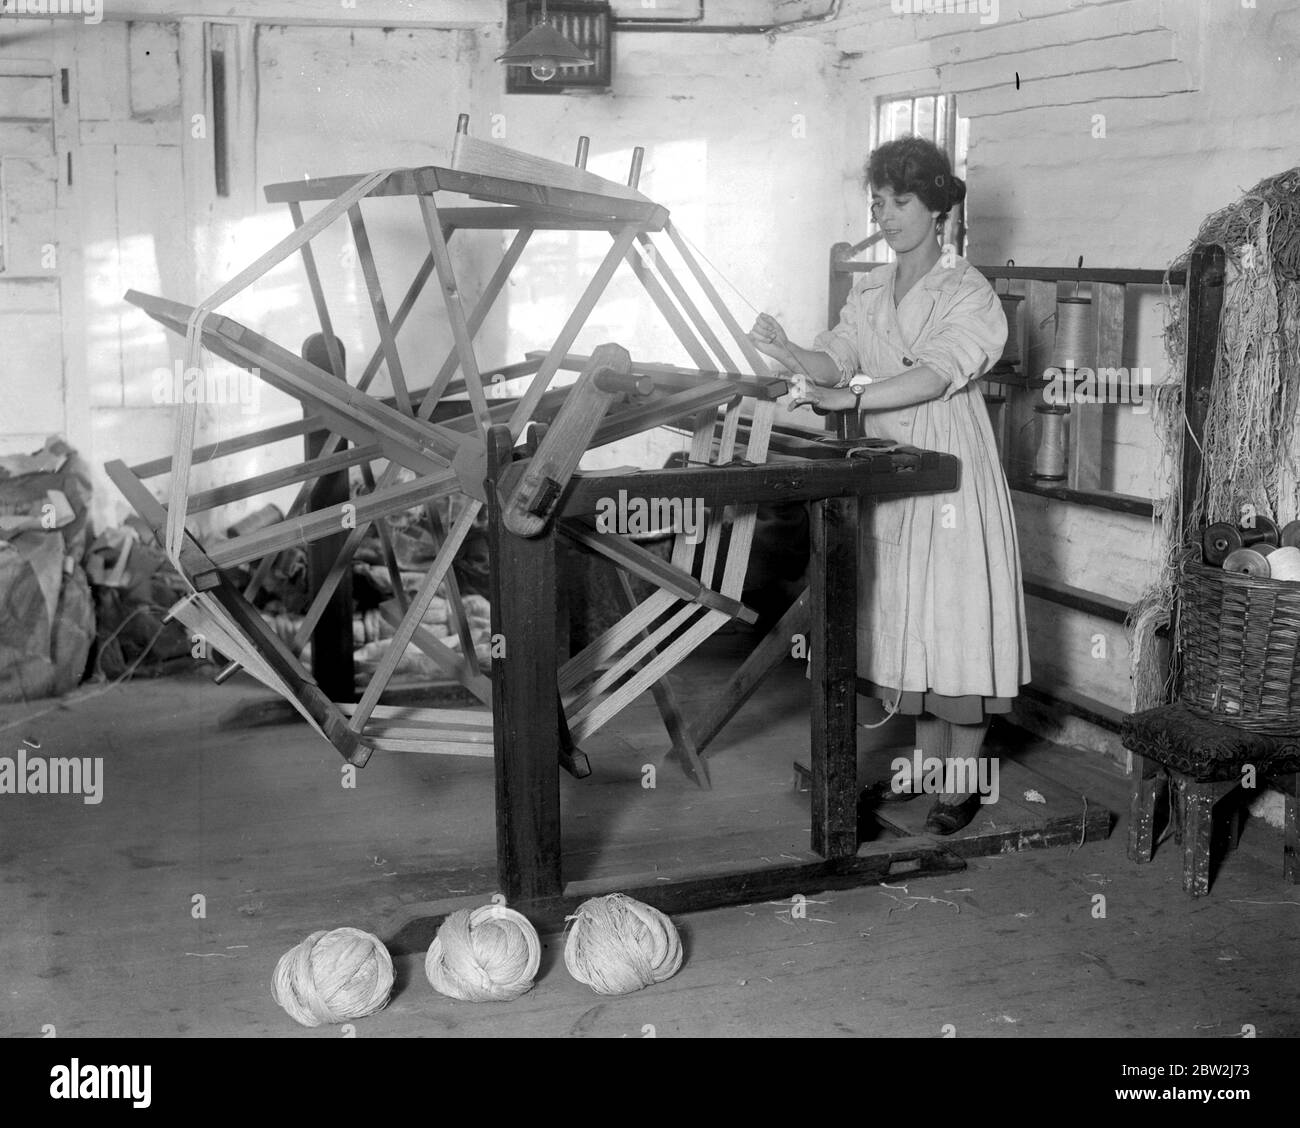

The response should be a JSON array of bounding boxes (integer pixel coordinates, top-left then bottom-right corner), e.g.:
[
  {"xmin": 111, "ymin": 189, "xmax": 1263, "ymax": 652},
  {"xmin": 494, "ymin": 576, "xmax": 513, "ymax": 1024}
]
[
  {"xmin": 425, "ymin": 905, "xmax": 541, "ymax": 1002},
  {"xmin": 563, "ymin": 894, "xmax": 683, "ymax": 995},
  {"xmin": 272, "ymin": 927, "xmax": 394, "ymax": 1028}
]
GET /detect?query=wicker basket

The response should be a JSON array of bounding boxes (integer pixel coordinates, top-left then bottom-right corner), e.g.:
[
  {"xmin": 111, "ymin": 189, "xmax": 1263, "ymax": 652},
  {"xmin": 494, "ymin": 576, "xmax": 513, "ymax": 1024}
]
[{"xmin": 1178, "ymin": 559, "xmax": 1300, "ymax": 733}]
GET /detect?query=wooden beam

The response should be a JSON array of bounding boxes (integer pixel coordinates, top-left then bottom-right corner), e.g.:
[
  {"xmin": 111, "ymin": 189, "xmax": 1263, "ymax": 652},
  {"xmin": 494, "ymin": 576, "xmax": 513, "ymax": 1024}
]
[
  {"xmin": 563, "ymin": 452, "xmax": 960, "ymax": 513},
  {"xmin": 130, "ymin": 416, "xmax": 323, "ymax": 480},
  {"xmin": 692, "ymin": 589, "xmax": 811, "ymax": 757},
  {"xmin": 810, "ymin": 497, "xmax": 858, "ymax": 860},
  {"xmin": 451, "ymin": 133, "xmax": 650, "ymax": 205},
  {"xmin": 384, "ymin": 837, "xmax": 968, "ymax": 949},
  {"xmin": 184, "ymin": 443, "xmax": 381, "ymax": 514},
  {"xmin": 348, "ymin": 205, "xmax": 413, "ymax": 415},
  {"xmin": 205, "ymin": 471, "xmax": 458, "ymax": 570},
  {"xmin": 560, "ymin": 518, "xmax": 758, "ymax": 624},
  {"xmin": 487, "ymin": 425, "xmax": 562, "ymax": 902}
]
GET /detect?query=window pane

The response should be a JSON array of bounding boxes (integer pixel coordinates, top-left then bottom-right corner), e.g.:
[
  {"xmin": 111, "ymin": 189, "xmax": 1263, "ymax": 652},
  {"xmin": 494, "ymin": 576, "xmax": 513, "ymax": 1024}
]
[
  {"xmin": 915, "ymin": 96, "xmax": 935, "ymax": 142},
  {"xmin": 890, "ymin": 99, "xmax": 911, "ymax": 140}
]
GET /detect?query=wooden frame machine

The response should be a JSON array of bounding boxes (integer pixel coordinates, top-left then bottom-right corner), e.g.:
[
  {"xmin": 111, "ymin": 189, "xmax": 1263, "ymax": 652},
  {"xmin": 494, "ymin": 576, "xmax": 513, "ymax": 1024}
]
[{"xmin": 110, "ymin": 119, "xmax": 968, "ymax": 926}]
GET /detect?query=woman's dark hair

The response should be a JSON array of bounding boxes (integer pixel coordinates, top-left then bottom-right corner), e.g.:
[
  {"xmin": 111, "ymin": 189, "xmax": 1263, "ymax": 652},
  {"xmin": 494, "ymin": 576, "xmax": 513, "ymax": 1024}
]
[{"xmin": 865, "ymin": 136, "xmax": 966, "ymax": 223}]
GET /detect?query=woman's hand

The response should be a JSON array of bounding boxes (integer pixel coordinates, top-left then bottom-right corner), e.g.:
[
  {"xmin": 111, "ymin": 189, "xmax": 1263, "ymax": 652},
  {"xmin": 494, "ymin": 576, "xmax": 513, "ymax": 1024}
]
[
  {"xmin": 749, "ymin": 313, "xmax": 797, "ymax": 367},
  {"xmin": 787, "ymin": 379, "xmax": 854, "ymax": 414}
]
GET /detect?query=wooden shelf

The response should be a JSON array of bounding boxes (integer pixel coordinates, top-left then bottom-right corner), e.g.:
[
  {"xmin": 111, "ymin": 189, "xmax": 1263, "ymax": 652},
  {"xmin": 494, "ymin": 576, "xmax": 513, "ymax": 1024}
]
[{"xmin": 1010, "ymin": 478, "xmax": 1155, "ymax": 518}]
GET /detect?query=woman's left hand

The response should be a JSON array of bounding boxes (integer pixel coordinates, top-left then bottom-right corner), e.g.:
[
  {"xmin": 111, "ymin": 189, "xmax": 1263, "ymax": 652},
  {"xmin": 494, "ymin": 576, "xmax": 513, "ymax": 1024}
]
[{"xmin": 788, "ymin": 381, "xmax": 853, "ymax": 414}]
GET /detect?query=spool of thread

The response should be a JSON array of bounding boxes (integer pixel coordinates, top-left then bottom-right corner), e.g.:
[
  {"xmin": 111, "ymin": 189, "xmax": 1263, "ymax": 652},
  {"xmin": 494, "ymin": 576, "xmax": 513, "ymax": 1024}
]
[
  {"xmin": 1202, "ymin": 517, "xmax": 1281, "ymax": 566},
  {"xmin": 1266, "ymin": 545, "xmax": 1300, "ymax": 582},
  {"xmin": 272, "ymin": 927, "xmax": 394, "ymax": 1027},
  {"xmin": 563, "ymin": 894, "xmax": 683, "ymax": 995},
  {"xmin": 1222, "ymin": 547, "xmax": 1273, "ymax": 577},
  {"xmin": 1032, "ymin": 404, "xmax": 1069, "ymax": 481},
  {"xmin": 1282, "ymin": 520, "xmax": 1300, "ymax": 549},
  {"xmin": 425, "ymin": 904, "xmax": 541, "ymax": 1002},
  {"xmin": 1050, "ymin": 295, "xmax": 1095, "ymax": 373},
  {"xmin": 998, "ymin": 293, "xmax": 1023, "ymax": 366}
]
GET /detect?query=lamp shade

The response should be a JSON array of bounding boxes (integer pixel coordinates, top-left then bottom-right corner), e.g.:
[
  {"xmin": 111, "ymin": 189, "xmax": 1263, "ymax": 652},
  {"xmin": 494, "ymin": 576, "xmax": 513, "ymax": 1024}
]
[{"xmin": 497, "ymin": 22, "xmax": 595, "ymax": 69}]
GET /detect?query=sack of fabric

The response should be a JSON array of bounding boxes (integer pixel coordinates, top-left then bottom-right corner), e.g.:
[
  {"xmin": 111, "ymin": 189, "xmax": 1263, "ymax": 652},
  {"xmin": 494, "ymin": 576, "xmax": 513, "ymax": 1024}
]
[{"xmin": 0, "ymin": 438, "xmax": 96, "ymax": 701}]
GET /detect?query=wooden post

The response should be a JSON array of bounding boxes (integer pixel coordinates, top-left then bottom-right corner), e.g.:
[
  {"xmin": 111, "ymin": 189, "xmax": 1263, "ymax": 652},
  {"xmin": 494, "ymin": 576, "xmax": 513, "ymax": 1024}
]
[
  {"xmin": 1172, "ymin": 245, "xmax": 1226, "ymax": 698},
  {"xmin": 810, "ymin": 495, "xmax": 859, "ymax": 859},
  {"xmin": 487, "ymin": 425, "xmax": 562, "ymax": 901},
  {"xmin": 1126, "ymin": 752, "xmax": 1163, "ymax": 862},
  {"xmin": 302, "ymin": 333, "xmax": 355, "ymax": 703}
]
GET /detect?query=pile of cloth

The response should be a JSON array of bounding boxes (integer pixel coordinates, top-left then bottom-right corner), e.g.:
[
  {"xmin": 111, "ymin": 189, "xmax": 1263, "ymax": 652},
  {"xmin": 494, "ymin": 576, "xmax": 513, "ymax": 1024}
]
[
  {"xmin": 0, "ymin": 437, "xmax": 98, "ymax": 701},
  {"xmin": 250, "ymin": 491, "xmax": 495, "ymax": 683}
]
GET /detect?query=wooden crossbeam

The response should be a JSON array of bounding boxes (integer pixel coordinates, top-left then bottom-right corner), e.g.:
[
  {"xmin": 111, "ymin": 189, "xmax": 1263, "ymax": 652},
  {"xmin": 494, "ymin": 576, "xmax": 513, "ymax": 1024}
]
[
  {"xmin": 125, "ymin": 291, "xmax": 464, "ymax": 472},
  {"xmin": 130, "ymin": 416, "xmax": 323, "ymax": 480},
  {"xmin": 451, "ymin": 134, "xmax": 652, "ymax": 205},
  {"xmin": 416, "ymin": 226, "xmax": 533, "ymax": 422},
  {"xmin": 263, "ymin": 166, "xmax": 668, "ymax": 227},
  {"xmin": 374, "ymin": 599, "xmax": 492, "ymax": 705},
  {"xmin": 205, "ymin": 471, "xmax": 459, "ymax": 570},
  {"xmin": 185, "ymin": 442, "xmax": 382, "ymax": 514},
  {"xmin": 506, "ymin": 225, "xmax": 641, "ymax": 438},
  {"xmin": 415, "ymin": 178, "xmax": 492, "ymax": 431},
  {"xmin": 691, "ymin": 589, "xmax": 811, "ymax": 758},
  {"xmin": 610, "ymin": 569, "xmax": 710, "ymax": 788},
  {"xmin": 347, "ymin": 205, "xmax": 414, "ymax": 415},
  {"xmin": 559, "ymin": 518, "xmax": 758, "ymax": 624},
  {"xmin": 524, "ymin": 351, "xmax": 786, "ymax": 401},
  {"xmin": 349, "ymin": 501, "xmax": 482, "ymax": 730},
  {"xmin": 105, "ymin": 459, "xmax": 368, "ymax": 766}
]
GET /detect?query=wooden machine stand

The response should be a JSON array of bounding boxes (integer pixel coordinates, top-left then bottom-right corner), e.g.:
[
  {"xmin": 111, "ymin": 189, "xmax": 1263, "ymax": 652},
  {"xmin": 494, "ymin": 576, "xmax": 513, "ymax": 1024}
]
[{"xmin": 393, "ymin": 429, "xmax": 965, "ymax": 940}]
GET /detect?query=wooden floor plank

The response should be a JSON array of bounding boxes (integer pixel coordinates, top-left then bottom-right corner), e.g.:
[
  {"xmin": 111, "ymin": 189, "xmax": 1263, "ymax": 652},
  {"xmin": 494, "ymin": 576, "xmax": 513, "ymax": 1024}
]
[{"xmin": 4, "ymin": 632, "xmax": 1298, "ymax": 1038}]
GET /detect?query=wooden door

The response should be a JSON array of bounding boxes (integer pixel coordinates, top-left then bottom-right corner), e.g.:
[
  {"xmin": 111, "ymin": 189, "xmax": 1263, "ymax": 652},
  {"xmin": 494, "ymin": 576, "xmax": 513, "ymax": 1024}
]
[{"xmin": 0, "ymin": 66, "xmax": 64, "ymax": 455}]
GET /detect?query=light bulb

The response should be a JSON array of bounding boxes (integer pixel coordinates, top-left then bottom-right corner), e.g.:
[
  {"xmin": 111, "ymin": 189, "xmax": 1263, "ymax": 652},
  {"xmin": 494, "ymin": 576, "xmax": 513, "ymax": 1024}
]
[{"xmin": 530, "ymin": 58, "xmax": 558, "ymax": 81}]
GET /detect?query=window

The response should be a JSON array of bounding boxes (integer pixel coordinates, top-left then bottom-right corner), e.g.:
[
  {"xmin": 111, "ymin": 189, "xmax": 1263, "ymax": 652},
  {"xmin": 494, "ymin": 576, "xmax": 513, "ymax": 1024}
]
[{"xmin": 871, "ymin": 94, "xmax": 969, "ymax": 256}]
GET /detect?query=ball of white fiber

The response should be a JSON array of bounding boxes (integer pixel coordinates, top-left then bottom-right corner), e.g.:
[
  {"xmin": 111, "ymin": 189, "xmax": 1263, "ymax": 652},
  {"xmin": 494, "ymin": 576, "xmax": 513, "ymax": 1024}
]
[
  {"xmin": 272, "ymin": 927, "xmax": 394, "ymax": 1028},
  {"xmin": 564, "ymin": 894, "xmax": 683, "ymax": 995},
  {"xmin": 425, "ymin": 905, "xmax": 541, "ymax": 1002}
]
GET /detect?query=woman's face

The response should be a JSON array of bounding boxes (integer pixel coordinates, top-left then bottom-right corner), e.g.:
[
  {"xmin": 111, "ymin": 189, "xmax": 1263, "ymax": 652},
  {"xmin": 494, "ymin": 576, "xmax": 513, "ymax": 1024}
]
[{"xmin": 870, "ymin": 184, "xmax": 941, "ymax": 256}]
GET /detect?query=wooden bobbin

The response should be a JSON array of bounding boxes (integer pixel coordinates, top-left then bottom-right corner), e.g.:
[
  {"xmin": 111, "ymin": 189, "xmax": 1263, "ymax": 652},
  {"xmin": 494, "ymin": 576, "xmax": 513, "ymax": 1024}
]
[
  {"xmin": 1202, "ymin": 516, "xmax": 1281, "ymax": 566},
  {"xmin": 1222, "ymin": 547, "xmax": 1273, "ymax": 577},
  {"xmin": 1281, "ymin": 519, "xmax": 1300, "ymax": 549},
  {"xmin": 1050, "ymin": 295, "xmax": 1095, "ymax": 373},
  {"xmin": 1032, "ymin": 403, "xmax": 1069, "ymax": 481}
]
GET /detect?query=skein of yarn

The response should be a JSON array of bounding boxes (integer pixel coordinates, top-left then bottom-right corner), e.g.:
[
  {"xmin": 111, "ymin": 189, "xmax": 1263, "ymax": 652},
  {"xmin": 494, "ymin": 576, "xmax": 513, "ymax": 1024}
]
[
  {"xmin": 425, "ymin": 904, "xmax": 541, "ymax": 1002},
  {"xmin": 272, "ymin": 927, "xmax": 394, "ymax": 1028},
  {"xmin": 1267, "ymin": 546, "xmax": 1300, "ymax": 582},
  {"xmin": 564, "ymin": 894, "xmax": 683, "ymax": 995}
]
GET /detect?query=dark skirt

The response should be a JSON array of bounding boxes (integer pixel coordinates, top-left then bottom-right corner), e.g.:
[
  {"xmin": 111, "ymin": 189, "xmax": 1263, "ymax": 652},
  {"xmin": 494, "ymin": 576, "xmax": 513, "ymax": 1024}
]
[{"xmin": 861, "ymin": 679, "xmax": 1014, "ymax": 725}]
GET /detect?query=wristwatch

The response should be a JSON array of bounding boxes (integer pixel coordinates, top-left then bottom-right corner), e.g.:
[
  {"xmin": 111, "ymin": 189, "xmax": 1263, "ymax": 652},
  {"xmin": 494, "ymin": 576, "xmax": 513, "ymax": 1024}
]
[{"xmin": 848, "ymin": 374, "xmax": 872, "ymax": 405}]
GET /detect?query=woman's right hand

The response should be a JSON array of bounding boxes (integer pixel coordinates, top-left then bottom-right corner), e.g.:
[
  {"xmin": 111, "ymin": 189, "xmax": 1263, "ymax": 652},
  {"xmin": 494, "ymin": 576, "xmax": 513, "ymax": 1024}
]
[{"xmin": 748, "ymin": 313, "xmax": 795, "ymax": 365}]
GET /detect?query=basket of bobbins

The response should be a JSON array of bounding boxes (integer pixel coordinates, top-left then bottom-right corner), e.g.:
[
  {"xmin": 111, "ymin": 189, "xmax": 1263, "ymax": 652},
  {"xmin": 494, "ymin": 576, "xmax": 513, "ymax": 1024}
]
[{"xmin": 1177, "ymin": 516, "xmax": 1300, "ymax": 733}]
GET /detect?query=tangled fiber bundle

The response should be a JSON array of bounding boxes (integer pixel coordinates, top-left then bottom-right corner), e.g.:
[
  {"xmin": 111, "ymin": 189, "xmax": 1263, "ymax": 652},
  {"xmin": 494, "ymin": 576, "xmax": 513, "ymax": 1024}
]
[
  {"xmin": 424, "ymin": 905, "xmax": 541, "ymax": 1002},
  {"xmin": 563, "ymin": 894, "xmax": 683, "ymax": 995},
  {"xmin": 1129, "ymin": 167, "xmax": 1300, "ymax": 709},
  {"xmin": 272, "ymin": 927, "xmax": 394, "ymax": 1027}
]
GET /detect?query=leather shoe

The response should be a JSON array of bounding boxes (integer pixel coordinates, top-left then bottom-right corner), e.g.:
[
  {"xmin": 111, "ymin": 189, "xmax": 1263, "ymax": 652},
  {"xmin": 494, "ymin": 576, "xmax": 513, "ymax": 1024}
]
[
  {"xmin": 862, "ymin": 780, "xmax": 922, "ymax": 806},
  {"xmin": 923, "ymin": 792, "xmax": 983, "ymax": 836}
]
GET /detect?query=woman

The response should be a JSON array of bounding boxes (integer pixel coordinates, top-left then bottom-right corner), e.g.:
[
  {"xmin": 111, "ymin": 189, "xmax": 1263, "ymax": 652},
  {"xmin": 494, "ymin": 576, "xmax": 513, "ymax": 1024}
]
[{"xmin": 749, "ymin": 136, "xmax": 1030, "ymax": 835}]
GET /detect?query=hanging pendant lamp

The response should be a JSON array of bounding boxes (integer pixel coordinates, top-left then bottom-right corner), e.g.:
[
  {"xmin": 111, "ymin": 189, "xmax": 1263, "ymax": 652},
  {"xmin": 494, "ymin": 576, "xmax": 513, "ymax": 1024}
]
[{"xmin": 498, "ymin": 0, "xmax": 595, "ymax": 83}]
